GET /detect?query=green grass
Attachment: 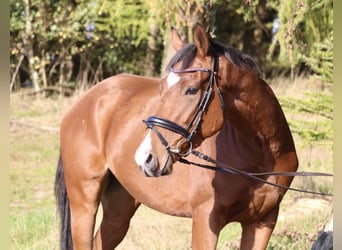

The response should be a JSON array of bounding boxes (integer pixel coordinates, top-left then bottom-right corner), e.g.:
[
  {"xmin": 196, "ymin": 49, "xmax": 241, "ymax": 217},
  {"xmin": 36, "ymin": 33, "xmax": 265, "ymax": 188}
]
[
  {"xmin": 10, "ymin": 94, "xmax": 68, "ymax": 250},
  {"xmin": 9, "ymin": 77, "xmax": 333, "ymax": 249},
  {"xmin": 10, "ymin": 205, "xmax": 57, "ymax": 250},
  {"xmin": 217, "ymin": 223, "xmax": 242, "ymax": 249}
]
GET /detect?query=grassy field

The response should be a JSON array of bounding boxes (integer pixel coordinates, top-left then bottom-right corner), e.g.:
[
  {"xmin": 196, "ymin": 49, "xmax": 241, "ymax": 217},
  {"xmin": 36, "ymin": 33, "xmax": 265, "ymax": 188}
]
[{"xmin": 10, "ymin": 76, "xmax": 333, "ymax": 249}]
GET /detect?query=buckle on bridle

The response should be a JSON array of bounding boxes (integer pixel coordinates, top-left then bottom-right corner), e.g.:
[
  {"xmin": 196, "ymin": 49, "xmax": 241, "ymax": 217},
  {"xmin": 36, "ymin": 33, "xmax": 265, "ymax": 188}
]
[{"xmin": 169, "ymin": 138, "xmax": 193, "ymax": 157}]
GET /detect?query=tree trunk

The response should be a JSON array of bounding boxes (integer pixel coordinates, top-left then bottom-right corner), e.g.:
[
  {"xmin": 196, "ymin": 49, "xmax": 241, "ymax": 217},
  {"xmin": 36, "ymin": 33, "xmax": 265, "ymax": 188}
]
[
  {"xmin": 253, "ymin": 0, "xmax": 273, "ymax": 67},
  {"xmin": 40, "ymin": 48, "xmax": 47, "ymax": 88},
  {"xmin": 76, "ymin": 55, "xmax": 90, "ymax": 93},
  {"xmin": 23, "ymin": 0, "xmax": 40, "ymax": 91},
  {"xmin": 10, "ymin": 55, "xmax": 24, "ymax": 93},
  {"xmin": 160, "ymin": 31, "xmax": 177, "ymax": 76},
  {"xmin": 144, "ymin": 22, "xmax": 159, "ymax": 77}
]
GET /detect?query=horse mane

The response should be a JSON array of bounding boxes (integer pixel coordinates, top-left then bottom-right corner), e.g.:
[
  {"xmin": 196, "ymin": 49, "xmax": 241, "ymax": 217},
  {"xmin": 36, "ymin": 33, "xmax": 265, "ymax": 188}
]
[{"xmin": 166, "ymin": 38, "xmax": 261, "ymax": 77}]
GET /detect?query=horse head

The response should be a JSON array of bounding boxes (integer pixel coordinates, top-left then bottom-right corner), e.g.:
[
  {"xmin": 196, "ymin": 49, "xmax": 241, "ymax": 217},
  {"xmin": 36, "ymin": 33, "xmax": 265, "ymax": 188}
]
[{"xmin": 135, "ymin": 24, "xmax": 225, "ymax": 177}]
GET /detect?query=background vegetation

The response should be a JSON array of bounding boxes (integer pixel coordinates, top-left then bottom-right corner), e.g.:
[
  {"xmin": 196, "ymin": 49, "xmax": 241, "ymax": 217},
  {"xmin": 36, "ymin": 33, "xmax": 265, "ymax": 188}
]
[
  {"xmin": 10, "ymin": 0, "xmax": 333, "ymax": 91},
  {"xmin": 10, "ymin": 0, "xmax": 333, "ymax": 249}
]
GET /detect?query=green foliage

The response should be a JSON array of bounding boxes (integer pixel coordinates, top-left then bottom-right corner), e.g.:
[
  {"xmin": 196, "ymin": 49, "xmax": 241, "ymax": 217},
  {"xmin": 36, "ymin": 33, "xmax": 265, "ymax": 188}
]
[
  {"xmin": 157, "ymin": 0, "xmax": 216, "ymax": 42},
  {"xmin": 302, "ymin": 31, "xmax": 333, "ymax": 83},
  {"xmin": 95, "ymin": 0, "xmax": 149, "ymax": 46},
  {"xmin": 10, "ymin": 0, "xmax": 156, "ymax": 90},
  {"xmin": 269, "ymin": 0, "xmax": 307, "ymax": 68},
  {"xmin": 235, "ymin": 0, "xmax": 259, "ymax": 22},
  {"xmin": 269, "ymin": 0, "xmax": 333, "ymax": 79},
  {"xmin": 278, "ymin": 91, "xmax": 333, "ymax": 147},
  {"xmin": 91, "ymin": 0, "xmax": 153, "ymax": 74},
  {"xmin": 10, "ymin": 0, "xmax": 333, "ymax": 91}
]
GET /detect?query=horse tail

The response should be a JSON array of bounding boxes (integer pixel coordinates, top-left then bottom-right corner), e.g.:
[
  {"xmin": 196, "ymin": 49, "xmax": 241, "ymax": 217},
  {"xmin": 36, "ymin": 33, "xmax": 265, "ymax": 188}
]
[{"xmin": 54, "ymin": 153, "xmax": 73, "ymax": 250}]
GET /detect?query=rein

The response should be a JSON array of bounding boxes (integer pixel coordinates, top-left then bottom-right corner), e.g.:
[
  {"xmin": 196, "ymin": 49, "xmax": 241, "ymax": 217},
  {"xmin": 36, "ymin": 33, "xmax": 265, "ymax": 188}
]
[{"xmin": 179, "ymin": 150, "xmax": 333, "ymax": 196}]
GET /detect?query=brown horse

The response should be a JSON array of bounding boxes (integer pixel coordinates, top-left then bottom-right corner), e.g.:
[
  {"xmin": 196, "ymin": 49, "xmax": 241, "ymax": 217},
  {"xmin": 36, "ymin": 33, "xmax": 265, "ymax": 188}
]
[{"xmin": 55, "ymin": 24, "xmax": 298, "ymax": 250}]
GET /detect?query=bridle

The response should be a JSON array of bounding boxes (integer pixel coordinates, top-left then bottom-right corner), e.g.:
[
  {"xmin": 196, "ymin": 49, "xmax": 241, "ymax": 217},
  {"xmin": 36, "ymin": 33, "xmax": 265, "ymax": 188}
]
[{"xmin": 143, "ymin": 53, "xmax": 224, "ymax": 158}]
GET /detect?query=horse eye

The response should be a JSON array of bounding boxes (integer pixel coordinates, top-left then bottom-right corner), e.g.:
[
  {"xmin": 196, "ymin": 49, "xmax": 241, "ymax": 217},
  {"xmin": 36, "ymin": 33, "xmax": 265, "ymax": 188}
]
[{"xmin": 185, "ymin": 86, "xmax": 199, "ymax": 95}]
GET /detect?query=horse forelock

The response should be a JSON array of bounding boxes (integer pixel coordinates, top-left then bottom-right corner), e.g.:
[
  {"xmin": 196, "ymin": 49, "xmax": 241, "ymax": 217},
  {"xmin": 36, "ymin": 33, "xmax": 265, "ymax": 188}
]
[
  {"xmin": 166, "ymin": 43, "xmax": 197, "ymax": 71},
  {"xmin": 210, "ymin": 39, "xmax": 262, "ymax": 77},
  {"xmin": 165, "ymin": 39, "xmax": 261, "ymax": 77}
]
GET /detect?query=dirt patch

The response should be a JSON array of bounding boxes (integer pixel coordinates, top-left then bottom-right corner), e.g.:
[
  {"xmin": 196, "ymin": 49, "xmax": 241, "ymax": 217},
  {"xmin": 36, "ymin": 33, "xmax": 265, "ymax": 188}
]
[
  {"xmin": 278, "ymin": 196, "xmax": 332, "ymax": 223},
  {"xmin": 10, "ymin": 119, "xmax": 59, "ymax": 133}
]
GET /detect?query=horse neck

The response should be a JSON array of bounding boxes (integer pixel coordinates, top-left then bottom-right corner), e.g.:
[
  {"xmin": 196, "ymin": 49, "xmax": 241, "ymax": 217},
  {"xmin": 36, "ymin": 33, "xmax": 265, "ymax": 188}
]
[{"xmin": 221, "ymin": 70, "xmax": 296, "ymax": 162}]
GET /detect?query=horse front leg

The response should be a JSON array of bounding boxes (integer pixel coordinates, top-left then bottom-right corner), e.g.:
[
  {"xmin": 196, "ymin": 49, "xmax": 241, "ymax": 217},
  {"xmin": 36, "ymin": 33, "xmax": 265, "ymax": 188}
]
[
  {"xmin": 240, "ymin": 205, "xmax": 280, "ymax": 250},
  {"xmin": 93, "ymin": 173, "xmax": 140, "ymax": 250},
  {"xmin": 63, "ymin": 160, "xmax": 109, "ymax": 250},
  {"xmin": 191, "ymin": 206, "xmax": 226, "ymax": 250}
]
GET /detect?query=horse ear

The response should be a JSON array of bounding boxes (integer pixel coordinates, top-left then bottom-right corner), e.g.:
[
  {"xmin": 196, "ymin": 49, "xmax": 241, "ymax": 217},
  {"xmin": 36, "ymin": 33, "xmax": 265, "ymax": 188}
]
[
  {"xmin": 170, "ymin": 26, "xmax": 184, "ymax": 51},
  {"xmin": 193, "ymin": 23, "xmax": 210, "ymax": 58}
]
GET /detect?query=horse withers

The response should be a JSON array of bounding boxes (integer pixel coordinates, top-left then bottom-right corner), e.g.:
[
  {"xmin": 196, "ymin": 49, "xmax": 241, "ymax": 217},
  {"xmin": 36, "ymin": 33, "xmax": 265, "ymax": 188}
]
[{"xmin": 55, "ymin": 24, "xmax": 298, "ymax": 250}]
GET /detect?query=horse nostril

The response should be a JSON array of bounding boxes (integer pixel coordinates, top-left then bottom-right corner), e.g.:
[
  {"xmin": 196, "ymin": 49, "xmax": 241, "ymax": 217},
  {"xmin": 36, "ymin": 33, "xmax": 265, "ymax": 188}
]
[{"xmin": 146, "ymin": 154, "xmax": 153, "ymax": 164}]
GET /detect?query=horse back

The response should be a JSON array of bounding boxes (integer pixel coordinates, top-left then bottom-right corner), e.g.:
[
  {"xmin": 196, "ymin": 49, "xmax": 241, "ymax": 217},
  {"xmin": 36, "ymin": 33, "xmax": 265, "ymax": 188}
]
[{"xmin": 59, "ymin": 74, "xmax": 160, "ymax": 170}]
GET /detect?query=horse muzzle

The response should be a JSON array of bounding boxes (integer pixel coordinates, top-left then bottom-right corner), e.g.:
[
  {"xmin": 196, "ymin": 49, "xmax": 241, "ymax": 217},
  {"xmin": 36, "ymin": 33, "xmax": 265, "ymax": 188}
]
[
  {"xmin": 139, "ymin": 153, "xmax": 173, "ymax": 177},
  {"xmin": 134, "ymin": 131, "xmax": 174, "ymax": 177}
]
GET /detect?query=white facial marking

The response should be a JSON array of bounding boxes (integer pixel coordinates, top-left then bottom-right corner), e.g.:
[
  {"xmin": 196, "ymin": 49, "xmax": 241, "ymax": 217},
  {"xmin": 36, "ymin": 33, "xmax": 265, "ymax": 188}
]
[
  {"xmin": 134, "ymin": 131, "xmax": 152, "ymax": 166},
  {"xmin": 167, "ymin": 72, "xmax": 180, "ymax": 89}
]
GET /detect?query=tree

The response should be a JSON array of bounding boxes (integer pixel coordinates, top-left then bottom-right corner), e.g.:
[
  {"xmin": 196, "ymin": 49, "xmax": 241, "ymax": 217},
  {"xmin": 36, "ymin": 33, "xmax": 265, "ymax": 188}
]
[
  {"xmin": 10, "ymin": 0, "xmax": 94, "ymax": 92},
  {"xmin": 10, "ymin": 0, "xmax": 333, "ymax": 94},
  {"xmin": 268, "ymin": 0, "xmax": 333, "ymax": 81},
  {"xmin": 160, "ymin": 0, "xmax": 216, "ymax": 72}
]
